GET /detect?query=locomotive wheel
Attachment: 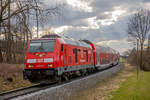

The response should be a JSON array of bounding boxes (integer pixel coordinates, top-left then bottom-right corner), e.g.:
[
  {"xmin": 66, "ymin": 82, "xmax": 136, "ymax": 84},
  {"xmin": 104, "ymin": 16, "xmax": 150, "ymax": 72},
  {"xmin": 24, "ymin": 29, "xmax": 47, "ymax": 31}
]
[
  {"xmin": 65, "ymin": 76, "xmax": 69, "ymax": 81},
  {"xmin": 84, "ymin": 72, "xmax": 88, "ymax": 76},
  {"xmin": 57, "ymin": 76, "xmax": 62, "ymax": 83},
  {"xmin": 61, "ymin": 73, "xmax": 69, "ymax": 81}
]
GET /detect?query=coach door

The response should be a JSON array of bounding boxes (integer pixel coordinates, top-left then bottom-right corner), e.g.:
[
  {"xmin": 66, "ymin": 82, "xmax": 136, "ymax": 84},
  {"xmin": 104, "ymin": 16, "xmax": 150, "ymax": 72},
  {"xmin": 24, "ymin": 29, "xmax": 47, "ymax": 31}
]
[
  {"xmin": 73, "ymin": 48, "xmax": 78, "ymax": 64},
  {"xmin": 96, "ymin": 52, "xmax": 100, "ymax": 66},
  {"xmin": 63, "ymin": 45, "xmax": 68, "ymax": 67},
  {"xmin": 61, "ymin": 44, "xmax": 65, "ymax": 67}
]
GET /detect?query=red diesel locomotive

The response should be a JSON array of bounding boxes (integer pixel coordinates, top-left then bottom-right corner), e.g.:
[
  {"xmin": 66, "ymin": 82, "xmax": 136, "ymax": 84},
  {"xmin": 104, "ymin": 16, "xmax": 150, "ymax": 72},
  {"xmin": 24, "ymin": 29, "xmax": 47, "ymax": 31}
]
[{"xmin": 23, "ymin": 34, "xmax": 119, "ymax": 83}]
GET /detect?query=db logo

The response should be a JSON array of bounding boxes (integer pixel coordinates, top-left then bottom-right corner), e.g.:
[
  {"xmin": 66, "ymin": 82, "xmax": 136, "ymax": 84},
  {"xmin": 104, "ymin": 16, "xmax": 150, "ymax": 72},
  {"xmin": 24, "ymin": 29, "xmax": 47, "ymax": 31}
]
[{"xmin": 37, "ymin": 59, "xmax": 43, "ymax": 63}]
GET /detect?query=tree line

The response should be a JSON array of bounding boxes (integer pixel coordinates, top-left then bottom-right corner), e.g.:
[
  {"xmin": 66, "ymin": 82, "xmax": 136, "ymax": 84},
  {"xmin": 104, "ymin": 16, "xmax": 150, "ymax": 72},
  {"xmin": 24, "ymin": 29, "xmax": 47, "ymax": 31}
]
[
  {"xmin": 0, "ymin": 0, "xmax": 62, "ymax": 63},
  {"xmin": 127, "ymin": 9, "xmax": 150, "ymax": 72}
]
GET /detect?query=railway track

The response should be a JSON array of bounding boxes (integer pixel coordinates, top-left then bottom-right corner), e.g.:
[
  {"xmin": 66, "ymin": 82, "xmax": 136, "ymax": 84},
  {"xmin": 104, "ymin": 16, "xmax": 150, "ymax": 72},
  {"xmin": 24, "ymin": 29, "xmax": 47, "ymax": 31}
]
[
  {"xmin": 0, "ymin": 83, "xmax": 58, "ymax": 100},
  {"xmin": 0, "ymin": 64, "xmax": 119, "ymax": 100}
]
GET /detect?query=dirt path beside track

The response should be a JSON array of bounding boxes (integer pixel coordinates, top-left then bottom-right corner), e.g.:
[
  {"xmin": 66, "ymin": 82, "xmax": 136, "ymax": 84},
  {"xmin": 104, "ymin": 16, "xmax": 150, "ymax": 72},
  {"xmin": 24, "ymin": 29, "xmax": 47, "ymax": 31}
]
[{"xmin": 68, "ymin": 63, "xmax": 135, "ymax": 100}]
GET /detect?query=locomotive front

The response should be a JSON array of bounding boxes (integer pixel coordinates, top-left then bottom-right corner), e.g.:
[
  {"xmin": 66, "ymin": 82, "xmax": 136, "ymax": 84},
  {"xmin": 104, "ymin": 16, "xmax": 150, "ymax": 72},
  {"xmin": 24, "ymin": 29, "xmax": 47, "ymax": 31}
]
[{"xmin": 23, "ymin": 38, "xmax": 60, "ymax": 83}]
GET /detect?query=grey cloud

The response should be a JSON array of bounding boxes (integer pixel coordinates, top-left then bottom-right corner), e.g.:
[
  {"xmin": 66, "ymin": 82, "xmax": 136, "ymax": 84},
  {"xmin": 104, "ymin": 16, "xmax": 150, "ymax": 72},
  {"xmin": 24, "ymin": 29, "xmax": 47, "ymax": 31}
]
[
  {"xmin": 42, "ymin": 0, "xmax": 150, "ymax": 45},
  {"xmin": 96, "ymin": 13, "xmax": 112, "ymax": 20},
  {"xmin": 64, "ymin": 13, "xmax": 129, "ymax": 43},
  {"xmin": 44, "ymin": 5, "xmax": 94, "ymax": 27}
]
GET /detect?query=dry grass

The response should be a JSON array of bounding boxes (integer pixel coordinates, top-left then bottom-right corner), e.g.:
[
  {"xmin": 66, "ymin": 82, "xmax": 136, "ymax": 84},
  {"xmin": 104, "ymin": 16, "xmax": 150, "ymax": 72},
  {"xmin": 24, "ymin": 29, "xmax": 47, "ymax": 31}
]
[
  {"xmin": 0, "ymin": 64, "xmax": 23, "ymax": 77},
  {"xmin": 68, "ymin": 63, "xmax": 135, "ymax": 100},
  {"xmin": 0, "ymin": 64, "xmax": 33, "ymax": 93}
]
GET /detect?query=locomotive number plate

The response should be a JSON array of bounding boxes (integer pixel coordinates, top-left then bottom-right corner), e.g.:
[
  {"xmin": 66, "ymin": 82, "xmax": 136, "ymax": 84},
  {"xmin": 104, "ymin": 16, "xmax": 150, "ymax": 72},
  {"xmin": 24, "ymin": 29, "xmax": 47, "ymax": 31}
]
[{"xmin": 36, "ymin": 65, "xmax": 44, "ymax": 67}]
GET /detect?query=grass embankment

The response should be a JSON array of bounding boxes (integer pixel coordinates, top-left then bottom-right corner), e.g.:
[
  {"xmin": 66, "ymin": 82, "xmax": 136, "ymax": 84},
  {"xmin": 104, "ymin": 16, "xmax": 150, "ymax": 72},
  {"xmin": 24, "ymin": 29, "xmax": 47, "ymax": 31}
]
[
  {"xmin": 120, "ymin": 57, "xmax": 126, "ymax": 63},
  {"xmin": 110, "ymin": 71, "xmax": 150, "ymax": 100},
  {"xmin": 0, "ymin": 64, "xmax": 33, "ymax": 93}
]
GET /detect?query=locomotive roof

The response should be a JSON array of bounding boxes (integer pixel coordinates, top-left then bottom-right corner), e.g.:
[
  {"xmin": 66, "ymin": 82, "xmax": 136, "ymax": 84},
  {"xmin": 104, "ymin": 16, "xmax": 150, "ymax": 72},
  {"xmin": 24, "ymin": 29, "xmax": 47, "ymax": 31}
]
[
  {"xmin": 62, "ymin": 37, "xmax": 91, "ymax": 48},
  {"xmin": 94, "ymin": 44, "xmax": 115, "ymax": 53},
  {"xmin": 40, "ymin": 34, "xmax": 91, "ymax": 48},
  {"xmin": 41, "ymin": 34, "xmax": 61, "ymax": 38}
]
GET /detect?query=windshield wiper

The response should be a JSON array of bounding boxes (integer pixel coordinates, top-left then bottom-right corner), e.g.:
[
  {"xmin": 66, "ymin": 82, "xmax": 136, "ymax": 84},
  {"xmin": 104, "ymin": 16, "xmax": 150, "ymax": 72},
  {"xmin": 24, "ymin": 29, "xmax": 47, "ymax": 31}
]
[{"xmin": 39, "ymin": 45, "xmax": 44, "ymax": 50}]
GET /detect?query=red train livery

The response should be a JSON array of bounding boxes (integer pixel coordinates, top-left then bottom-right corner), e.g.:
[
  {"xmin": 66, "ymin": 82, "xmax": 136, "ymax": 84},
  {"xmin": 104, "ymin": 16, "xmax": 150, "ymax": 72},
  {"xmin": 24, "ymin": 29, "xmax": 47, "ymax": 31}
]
[{"xmin": 23, "ymin": 34, "xmax": 119, "ymax": 83}]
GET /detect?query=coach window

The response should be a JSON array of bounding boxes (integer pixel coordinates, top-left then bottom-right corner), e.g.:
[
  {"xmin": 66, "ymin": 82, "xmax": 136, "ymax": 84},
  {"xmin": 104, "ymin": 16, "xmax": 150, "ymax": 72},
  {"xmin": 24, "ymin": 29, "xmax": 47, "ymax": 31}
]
[
  {"xmin": 73, "ymin": 48, "xmax": 78, "ymax": 63},
  {"xmin": 86, "ymin": 50, "xmax": 88, "ymax": 62},
  {"xmin": 78, "ymin": 49, "xmax": 81, "ymax": 52},
  {"xmin": 61, "ymin": 44, "xmax": 64, "ymax": 52},
  {"xmin": 89, "ymin": 55, "xmax": 91, "ymax": 62},
  {"xmin": 84, "ymin": 50, "xmax": 88, "ymax": 62}
]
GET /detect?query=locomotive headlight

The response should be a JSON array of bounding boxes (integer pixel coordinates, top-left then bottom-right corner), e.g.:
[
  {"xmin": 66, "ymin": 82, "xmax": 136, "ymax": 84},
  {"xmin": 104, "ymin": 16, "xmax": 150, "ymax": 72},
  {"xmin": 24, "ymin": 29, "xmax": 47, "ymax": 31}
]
[
  {"xmin": 44, "ymin": 58, "xmax": 53, "ymax": 63},
  {"xmin": 47, "ymin": 64, "xmax": 53, "ymax": 68},
  {"xmin": 27, "ymin": 59, "xmax": 36, "ymax": 63},
  {"xmin": 28, "ymin": 64, "xmax": 34, "ymax": 68}
]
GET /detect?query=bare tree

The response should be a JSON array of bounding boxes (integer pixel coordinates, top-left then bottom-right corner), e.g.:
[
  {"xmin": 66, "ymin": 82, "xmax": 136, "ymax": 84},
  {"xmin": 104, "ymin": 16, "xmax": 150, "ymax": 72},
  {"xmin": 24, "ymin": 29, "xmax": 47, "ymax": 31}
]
[
  {"xmin": 148, "ymin": 34, "xmax": 150, "ymax": 52},
  {"xmin": 127, "ymin": 9, "xmax": 150, "ymax": 70},
  {"xmin": 0, "ymin": 0, "xmax": 63, "ymax": 63}
]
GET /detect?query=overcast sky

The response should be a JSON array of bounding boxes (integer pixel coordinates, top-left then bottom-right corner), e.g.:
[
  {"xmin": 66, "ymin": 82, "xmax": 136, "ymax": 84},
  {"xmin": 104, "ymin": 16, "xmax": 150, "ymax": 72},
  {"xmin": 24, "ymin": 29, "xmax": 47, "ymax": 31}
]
[{"xmin": 36, "ymin": 0, "xmax": 150, "ymax": 54}]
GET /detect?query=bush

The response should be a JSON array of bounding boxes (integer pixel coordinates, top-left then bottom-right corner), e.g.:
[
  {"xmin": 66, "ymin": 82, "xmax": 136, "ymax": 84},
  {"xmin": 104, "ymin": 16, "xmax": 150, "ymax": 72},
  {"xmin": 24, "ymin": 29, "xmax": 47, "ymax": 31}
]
[{"xmin": 127, "ymin": 51, "xmax": 150, "ymax": 71}]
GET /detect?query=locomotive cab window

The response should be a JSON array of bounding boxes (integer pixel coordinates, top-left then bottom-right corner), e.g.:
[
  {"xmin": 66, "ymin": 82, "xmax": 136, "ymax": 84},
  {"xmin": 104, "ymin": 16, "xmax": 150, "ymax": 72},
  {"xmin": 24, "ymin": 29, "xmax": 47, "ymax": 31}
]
[{"xmin": 29, "ymin": 39, "xmax": 55, "ymax": 52}]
